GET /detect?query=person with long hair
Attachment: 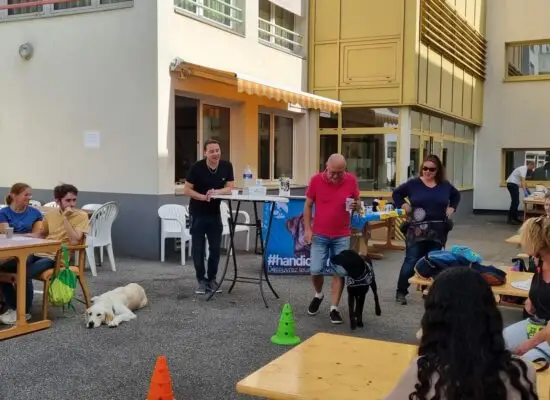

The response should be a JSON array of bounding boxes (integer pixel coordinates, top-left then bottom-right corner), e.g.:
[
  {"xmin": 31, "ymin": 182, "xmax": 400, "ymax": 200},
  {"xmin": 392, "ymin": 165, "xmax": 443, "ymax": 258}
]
[
  {"xmin": 392, "ymin": 155, "xmax": 460, "ymax": 305},
  {"xmin": 386, "ymin": 268, "xmax": 538, "ymax": 400},
  {"xmin": 0, "ymin": 182, "xmax": 43, "ymax": 235},
  {"xmin": 504, "ymin": 215, "xmax": 550, "ymax": 361}
]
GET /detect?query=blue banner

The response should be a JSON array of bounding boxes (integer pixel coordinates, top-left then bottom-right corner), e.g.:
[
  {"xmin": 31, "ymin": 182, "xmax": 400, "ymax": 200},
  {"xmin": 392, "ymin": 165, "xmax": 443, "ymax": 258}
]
[
  {"xmin": 262, "ymin": 198, "xmax": 311, "ymax": 274},
  {"xmin": 262, "ymin": 198, "xmax": 405, "ymax": 274}
]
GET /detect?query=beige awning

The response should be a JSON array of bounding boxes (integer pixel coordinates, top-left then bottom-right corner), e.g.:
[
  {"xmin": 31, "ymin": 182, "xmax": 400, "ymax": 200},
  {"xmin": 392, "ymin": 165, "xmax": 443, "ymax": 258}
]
[{"xmin": 170, "ymin": 58, "xmax": 341, "ymax": 113}]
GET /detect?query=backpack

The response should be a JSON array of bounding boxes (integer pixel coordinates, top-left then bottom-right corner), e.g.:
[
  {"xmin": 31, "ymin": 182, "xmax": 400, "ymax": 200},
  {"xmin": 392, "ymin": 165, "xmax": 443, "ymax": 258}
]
[
  {"xmin": 414, "ymin": 249, "xmax": 507, "ymax": 286},
  {"xmin": 48, "ymin": 244, "xmax": 77, "ymax": 310}
]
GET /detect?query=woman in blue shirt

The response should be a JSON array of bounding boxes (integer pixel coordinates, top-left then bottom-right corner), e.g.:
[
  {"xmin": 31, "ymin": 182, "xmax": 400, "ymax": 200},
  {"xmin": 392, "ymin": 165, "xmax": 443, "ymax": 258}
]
[
  {"xmin": 0, "ymin": 183, "xmax": 43, "ymax": 318},
  {"xmin": 0, "ymin": 182, "xmax": 43, "ymax": 235},
  {"xmin": 392, "ymin": 155, "xmax": 461, "ymax": 305}
]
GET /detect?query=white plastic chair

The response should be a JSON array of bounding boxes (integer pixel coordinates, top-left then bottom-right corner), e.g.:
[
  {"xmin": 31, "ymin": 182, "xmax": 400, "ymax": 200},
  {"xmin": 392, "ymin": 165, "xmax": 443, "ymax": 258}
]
[
  {"xmin": 29, "ymin": 200, "xmax": 41, "ymax": 207},
  {"xmin": 220, "ymin": 202, "xmax": 250, "ymax": 251},
  {"xmin": 86, "ymin": 202, "xmax": 119, "ymax": 276},
  {"xmin": 82, "ymin": 204, "xmax": 103, "ymax": 212},
  {"xmin": 43, "ymin": 201, "xmax": 58, "ymax": 208},
  {"xmin": 158, "ymin": 204, "xmax": 191, "ymax": 265}
]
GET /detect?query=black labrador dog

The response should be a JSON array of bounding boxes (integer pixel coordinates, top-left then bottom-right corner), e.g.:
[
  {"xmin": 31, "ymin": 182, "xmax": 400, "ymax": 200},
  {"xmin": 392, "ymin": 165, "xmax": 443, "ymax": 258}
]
[{"xmin": 331, "ymin": 250, "xmax": 382, "ymax": 330}]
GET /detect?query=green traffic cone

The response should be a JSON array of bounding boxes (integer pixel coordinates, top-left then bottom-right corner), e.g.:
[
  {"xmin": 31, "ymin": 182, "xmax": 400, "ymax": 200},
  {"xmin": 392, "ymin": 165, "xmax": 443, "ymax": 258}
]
[{"xmin": 271, "ymin": 303, "xmax": 301, "ymax": 346}]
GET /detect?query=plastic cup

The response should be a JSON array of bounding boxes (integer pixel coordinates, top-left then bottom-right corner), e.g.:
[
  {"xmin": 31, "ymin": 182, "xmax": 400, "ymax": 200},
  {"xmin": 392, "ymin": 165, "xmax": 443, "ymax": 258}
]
[
  {"xmin": 5, "ymin": 227, "xmax": 13, "ymax": 239},
  {"xmin": 231, "ymin": 189, "xmax": 239, "ymax": 198}
]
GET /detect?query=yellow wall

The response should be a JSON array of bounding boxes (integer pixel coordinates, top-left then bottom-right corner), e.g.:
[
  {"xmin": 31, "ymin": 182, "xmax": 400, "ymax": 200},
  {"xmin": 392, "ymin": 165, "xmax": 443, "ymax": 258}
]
[
  {"xmin": 309, "ymin": 0, "xmax": 409, "ymax": 106},
  {"xmin": 309, "ymin": 0, "xmax": 487, "ymax": 126},
  {"xmin": 416, "ymin": 0, "xmax": 486, "ymax": 125}
]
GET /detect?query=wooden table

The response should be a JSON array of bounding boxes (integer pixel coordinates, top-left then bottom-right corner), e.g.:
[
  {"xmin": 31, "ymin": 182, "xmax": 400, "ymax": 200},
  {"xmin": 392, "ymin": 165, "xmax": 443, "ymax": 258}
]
[
  {"xmin": 409, "ymin": 269, "xmax": 533, "ymax": 298},
  {"xmin": 236, "ymin": 333, "xmax": 418, "ymax": 399},
  {"xmin": 0, "ymin": 236, "xmax": 61, "ymax": 340},
  {"xmin": 236, "ymin": 332, "xmax": 550, "ymax": 399},
  {"xmin": 524, "ymin": 197, "xmax": 546, "ymax": 220}
]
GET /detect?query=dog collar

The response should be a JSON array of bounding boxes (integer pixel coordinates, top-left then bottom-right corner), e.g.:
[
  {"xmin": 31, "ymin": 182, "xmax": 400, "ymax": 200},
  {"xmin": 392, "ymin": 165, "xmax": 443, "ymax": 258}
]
[{"xmin": 352, "ymin": 269, "xmax": 369, "ymax": 282}]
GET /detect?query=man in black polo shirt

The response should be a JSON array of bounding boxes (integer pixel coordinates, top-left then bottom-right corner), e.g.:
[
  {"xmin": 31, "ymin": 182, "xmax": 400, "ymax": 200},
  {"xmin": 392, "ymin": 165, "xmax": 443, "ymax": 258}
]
[{"xmin": 184, "ymin": 139, "xmax": 235, "ymax": 294}]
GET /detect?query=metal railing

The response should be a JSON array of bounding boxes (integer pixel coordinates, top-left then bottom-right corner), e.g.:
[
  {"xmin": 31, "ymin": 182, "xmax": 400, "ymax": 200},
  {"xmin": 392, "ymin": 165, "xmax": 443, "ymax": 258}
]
[
  {"xmin": 258, "ymin": 17, "xmax": 302, "ymax": 53},
  {"xmin": 0, "ymin": 0, "xmax": 131, "ymax": 19},
  {"xmin": 174, "ymin": 0, "xmax": 243, "ymax": 29}
]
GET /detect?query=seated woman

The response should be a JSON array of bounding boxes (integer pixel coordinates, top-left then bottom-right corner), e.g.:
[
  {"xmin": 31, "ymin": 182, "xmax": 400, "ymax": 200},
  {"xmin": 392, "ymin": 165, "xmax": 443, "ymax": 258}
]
[
  {"xmin": 0, "ymin": 183, "xmax": 44, "ymax": 322},
  {"xmin": 504, "ymin": 215, "xmax": 550, "ymax": 361},
  {"xmin": 0, "ymin": 182, "xmax": 43, "ymax": 235},
  {"xmin": 386, "ymin": 268, "xmax": 537, "ymax": 399}
]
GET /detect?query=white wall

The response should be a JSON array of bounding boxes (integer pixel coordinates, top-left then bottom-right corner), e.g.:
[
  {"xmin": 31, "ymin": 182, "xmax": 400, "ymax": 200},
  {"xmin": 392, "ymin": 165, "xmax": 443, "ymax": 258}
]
[
  {"xmin": 156, "ymin": 0, "xmax": 309, "ymax": 194},
  {"xmin": 0, "ymin": 1, "xmax": 159, "ymax": 194},
  {"xmin": 475, "ymin": 0, "xmax": 550, "ymax": 210}
]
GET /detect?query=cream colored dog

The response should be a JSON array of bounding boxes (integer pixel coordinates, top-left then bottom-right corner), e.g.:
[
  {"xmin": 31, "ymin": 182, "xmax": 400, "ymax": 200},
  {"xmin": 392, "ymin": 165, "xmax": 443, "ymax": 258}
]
[{"xmin": 85, "ymin": 283, "xmax": 148, "ymax": 328}]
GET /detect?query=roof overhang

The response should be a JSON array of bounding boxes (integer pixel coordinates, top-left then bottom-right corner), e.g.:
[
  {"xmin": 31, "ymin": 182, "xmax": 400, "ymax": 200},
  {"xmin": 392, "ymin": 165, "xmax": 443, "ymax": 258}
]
[{"xmin": 170, "ymin": 58, "xmax": 341, "ymax": 113}]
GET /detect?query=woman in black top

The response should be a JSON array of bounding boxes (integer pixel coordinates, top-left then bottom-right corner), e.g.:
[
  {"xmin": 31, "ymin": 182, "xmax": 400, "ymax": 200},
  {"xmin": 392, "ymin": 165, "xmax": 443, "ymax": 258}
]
[{"xmin": 504, "ymin": 216, "xmax": 550, "ymax": 361}]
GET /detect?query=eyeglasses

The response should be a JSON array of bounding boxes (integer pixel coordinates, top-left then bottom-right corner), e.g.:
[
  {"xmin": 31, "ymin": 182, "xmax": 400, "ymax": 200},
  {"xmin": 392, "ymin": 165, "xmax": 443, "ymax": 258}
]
[{"xmin": 422, "ymin": 167, "xmax": 436, "ymax": 172}]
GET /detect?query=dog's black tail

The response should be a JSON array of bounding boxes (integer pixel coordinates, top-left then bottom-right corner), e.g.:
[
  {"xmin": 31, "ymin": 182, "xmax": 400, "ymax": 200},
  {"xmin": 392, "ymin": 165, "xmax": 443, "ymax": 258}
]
[{"xmin": 371, "ymin": 276, "xmax": 382, "ymax": 316}]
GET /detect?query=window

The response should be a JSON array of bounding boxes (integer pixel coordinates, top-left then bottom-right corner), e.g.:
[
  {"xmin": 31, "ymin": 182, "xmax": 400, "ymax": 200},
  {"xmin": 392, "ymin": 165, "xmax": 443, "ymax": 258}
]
[
  {"xmin": 341, "ymin": 134, "xmax": 397, "ymax": 191},
  {"xmin": 258, "ymin": 113, "xmax": 294, "ymax": 180},
  {"xmin": 506, "ymin": 41, "xmax": 550, "ymax": 80},
  {"xmin": 319, "ymin": 135, "xmax": 338, "ymax": 171},
  {"xmin": 503, "ymin": 149, "xmax": 550, "ymax": 182},
  {"xmin": 258, "ymin": 0, "xmax": 303, "ymax": 55},
  {"xmin": 174, "ymin": 0, "xmax": 245, "ymax": 33},
  {"xmin": 410, "ymin": 135, "xmax": 421, "ymax": 178},
  {"xmin": 1, "ymin": 0, "xmax": 131, "ymax": 18},
  {"xmin": 203, "ymin": 104, "xmax": 230, "ymax": 160}
]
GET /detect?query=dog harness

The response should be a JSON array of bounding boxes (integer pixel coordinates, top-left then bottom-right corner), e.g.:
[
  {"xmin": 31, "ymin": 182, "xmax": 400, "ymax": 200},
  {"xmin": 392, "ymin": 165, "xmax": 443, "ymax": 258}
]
[{"xmin": 345, "ymin": 263, "xmax": 373, "ymax": 288}]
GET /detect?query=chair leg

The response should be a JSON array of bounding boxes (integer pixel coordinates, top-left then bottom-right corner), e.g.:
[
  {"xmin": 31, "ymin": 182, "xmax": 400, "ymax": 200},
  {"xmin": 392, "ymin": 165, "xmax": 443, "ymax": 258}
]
[
  {"xmin": 160, "ymin": 236, "xmax": 165, "ymax": 262},
  {"xmin": 78, "ymin": 275, "xmax": 91, "ymax": 308},
  {"xmin": 180, "ymin": 237, "xmax": 185, "ymax": 266},
  {"xmin": 106, "ymin": 244, "xmax": 116, "ymax": 272},
  {"xmin": 42, "ymin": 280, "xmax": 50, "ymax": 321},
  {"xmin": 86, "ymin": 247, "xmax": 98, "ymax": 277},
  {"xmin": 245, "ymin": 231, "xmax": 250, "ymax": 252}
]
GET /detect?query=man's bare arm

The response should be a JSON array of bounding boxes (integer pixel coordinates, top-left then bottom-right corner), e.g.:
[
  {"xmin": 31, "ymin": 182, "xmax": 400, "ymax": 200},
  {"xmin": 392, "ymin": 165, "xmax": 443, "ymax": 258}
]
[
  {"xmin": 304, "ymin": 197, "xmax": 314, "ymax": 231},
  {"xmin": 183, "ymin": 182, "xmax": 206, "ymax": 201}
]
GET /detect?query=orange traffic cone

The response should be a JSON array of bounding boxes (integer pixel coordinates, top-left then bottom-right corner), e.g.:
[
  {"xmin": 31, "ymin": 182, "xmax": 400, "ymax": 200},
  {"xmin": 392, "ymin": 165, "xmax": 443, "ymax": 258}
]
[{"xmin": 147, "ymin": 356, "xmax": 175, "ymax": 400}]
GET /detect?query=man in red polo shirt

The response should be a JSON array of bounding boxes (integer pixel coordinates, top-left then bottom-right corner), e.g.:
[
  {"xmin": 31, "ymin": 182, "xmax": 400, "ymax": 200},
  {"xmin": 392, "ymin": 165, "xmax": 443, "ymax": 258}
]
[{"xmin": 303, "ymin": 154, "xmax": 360, "ymax": 324}]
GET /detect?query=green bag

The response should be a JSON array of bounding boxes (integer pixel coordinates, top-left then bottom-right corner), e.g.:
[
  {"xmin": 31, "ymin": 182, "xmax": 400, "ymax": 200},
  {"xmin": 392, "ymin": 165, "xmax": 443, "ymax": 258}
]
[{"xmin": 48, "ymin": 244, "xmax": 77, "ymax": 310}]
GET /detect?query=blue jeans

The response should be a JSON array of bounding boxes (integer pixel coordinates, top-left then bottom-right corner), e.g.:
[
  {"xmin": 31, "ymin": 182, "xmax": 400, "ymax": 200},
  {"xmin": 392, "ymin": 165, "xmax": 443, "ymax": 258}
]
[
  {"xmin": 310, "ymin": 235, "xmax": 350, "ymax": 276},
  {"xmin": 0, "ymin": 255, "xmax": 55, "ymax": 313},
  {"xmin": 397, "ymin": 240, "xmax": 442, "ymax": 296},
  {"xmin": 504, "ymin": 319, "xmax": 550, "ymax": 362}
]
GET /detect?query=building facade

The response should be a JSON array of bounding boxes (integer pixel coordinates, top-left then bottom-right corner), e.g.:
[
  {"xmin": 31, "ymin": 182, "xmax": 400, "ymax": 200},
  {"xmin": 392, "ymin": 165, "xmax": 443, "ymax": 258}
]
[
  {"xmin": 0, "ymin": 0, "xmax": 339, "ymax": 259},
  {"xmin": 309, "ymin": 0, "xmax": 486, "ymax": 215},
  {"xmin": 475, "ymin": 0, "xmax": 550, "ymax": 211}
]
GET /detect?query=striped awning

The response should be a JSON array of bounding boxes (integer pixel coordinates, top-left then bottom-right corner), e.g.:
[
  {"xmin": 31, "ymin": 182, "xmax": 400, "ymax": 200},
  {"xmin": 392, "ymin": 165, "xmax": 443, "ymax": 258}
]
[
  {"xmin": 170, "ymin": 58, "xmax": 341, "ymax": 113},
  {"xmin": 236, "ymin": 74, "xmax": 341, "ymax": 113}
]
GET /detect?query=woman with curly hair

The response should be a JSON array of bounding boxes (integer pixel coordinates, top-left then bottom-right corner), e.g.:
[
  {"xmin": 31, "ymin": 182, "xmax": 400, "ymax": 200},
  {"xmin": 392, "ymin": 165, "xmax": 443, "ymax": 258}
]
[
  {"xmin": 386, "ymin": 268, "xmax": 537, "ymax": 400},
  {"xmin": 504, "ymin": 215, "xmax": 550, "ymax": 361}
]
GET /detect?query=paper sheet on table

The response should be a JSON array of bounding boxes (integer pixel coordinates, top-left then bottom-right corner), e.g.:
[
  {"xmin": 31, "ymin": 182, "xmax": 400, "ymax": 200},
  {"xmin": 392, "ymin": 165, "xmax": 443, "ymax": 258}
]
[
  {"xmin": 511, "ymin": 279, "xmax": 532, "ymax": 291},
  {"xmin": 10, "ymin": 237, "xmax": 33, "ymax": 241}
]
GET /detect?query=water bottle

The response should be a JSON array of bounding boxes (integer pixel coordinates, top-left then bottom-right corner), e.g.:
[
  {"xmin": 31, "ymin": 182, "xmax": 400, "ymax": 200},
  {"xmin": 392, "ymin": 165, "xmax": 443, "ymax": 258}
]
[{"xmin": 243, "ymin": 165, "xmax": 253, "ymax": 187}]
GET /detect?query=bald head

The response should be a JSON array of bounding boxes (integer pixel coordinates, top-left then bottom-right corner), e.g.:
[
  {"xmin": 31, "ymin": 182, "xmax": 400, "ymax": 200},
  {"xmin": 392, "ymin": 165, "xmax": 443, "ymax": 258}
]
[
  {"xmin": 327, "ymin": 153, "xmax": 346, "ymax": 168},
  {"xmin": 325, "ymin": 153, "xmax": 347, "ymax": 183}
]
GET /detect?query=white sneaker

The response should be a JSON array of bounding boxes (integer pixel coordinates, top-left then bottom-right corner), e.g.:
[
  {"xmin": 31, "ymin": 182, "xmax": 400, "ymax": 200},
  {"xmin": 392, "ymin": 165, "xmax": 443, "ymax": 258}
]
[{"xmin": 0, "ymin": 309, "xmax": 31, "ymax": 325}]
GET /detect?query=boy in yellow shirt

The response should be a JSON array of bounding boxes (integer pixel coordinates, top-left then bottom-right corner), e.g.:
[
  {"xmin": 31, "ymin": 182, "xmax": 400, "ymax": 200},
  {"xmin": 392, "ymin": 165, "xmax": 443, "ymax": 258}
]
[{"xmin": 0, "ymin": 184, "xmax": 88, "ymax": 325}]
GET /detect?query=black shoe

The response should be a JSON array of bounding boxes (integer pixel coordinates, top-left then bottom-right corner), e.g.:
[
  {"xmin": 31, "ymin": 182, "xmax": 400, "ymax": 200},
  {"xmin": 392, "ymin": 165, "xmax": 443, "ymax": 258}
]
[
  {"xmin": 307, "ymin": 296, "xmax": 323, "ymax": 316},
  {"xmin": 195, "ymin": 281, "xmax": 206, "ymax": 295},
  {"xmin": 329, "ymin": 309, "xmax": 344, "ymax": 324},
  {"xmin": 206, "ymin": 281, "xmax": 222, "ymax": 294},
  {"xmin": 396, "ymin": 293, "xmax": 407, "ymax": 305}
]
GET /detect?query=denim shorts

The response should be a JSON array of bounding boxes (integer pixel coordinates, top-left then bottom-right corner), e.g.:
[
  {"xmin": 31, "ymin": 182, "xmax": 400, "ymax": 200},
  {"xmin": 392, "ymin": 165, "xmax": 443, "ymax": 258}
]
[{"xmin": 310, "ymin": 234, "xmax": 350, "ymax": 276}]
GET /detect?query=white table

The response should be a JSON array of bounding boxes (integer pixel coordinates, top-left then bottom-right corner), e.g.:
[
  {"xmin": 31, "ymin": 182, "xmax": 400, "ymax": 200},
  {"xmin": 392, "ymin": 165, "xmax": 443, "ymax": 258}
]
[{"xmin": 208, "ymin": 194, "xmax": 289, "ymax": 307}]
